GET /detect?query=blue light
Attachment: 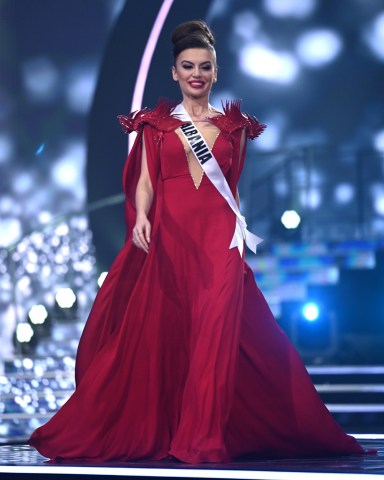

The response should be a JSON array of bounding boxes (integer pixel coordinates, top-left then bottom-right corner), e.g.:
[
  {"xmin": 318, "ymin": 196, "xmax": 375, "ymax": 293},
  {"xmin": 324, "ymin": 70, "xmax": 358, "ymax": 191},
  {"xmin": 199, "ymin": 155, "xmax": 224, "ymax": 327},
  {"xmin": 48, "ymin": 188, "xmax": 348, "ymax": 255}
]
[
  {"xmin": 35, "ymin": 143, "xmax": 45, "ymax": 155},
  {"xmin": 302, "ymin": 302, "xmax": 319, "ymax": 321}
]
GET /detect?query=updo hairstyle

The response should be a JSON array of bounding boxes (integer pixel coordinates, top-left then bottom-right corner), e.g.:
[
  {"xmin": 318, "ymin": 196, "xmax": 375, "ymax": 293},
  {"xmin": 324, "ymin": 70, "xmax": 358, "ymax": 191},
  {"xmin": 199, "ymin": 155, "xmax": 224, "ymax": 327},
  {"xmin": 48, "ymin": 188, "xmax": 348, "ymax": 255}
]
[{"xmin": 171, "ymin": 20, "xmax": 216, "ymax": 65}]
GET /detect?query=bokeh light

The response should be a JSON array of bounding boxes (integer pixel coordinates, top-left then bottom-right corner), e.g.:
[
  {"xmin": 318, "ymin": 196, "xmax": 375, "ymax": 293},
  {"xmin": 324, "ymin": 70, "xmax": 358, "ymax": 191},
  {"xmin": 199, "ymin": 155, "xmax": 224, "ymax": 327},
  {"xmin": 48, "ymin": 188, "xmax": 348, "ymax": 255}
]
[
  {"xmin": 296, "ymin": 29, "xmax": 343, "ymax": 68},
  {"xmin": 239, "ymin": 44, "xmax": 299, "ymax": 84},
  {"xmin": 55, "ymin": 288, "xmax": 77, "ymax": 309},
  {"xmin": 281, "ymin": 210, "xmax": 301, "ymax": 229},
  {"xmin": 302, "ymin": 302, "xmax": 320, "ymax": 322},
  {"xmin": 28, "ymin": 305, "xmax": 49, "ymax": 325},
  {"xmin": 16, "ymin": 323, "xmax": 34, "ymax": 343}
]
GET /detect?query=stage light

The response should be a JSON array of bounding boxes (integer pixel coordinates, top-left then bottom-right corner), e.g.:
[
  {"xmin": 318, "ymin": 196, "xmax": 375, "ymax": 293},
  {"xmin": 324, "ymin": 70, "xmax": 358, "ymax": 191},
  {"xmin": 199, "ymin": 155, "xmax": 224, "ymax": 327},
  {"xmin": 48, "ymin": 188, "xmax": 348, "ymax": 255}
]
[
  {"xmin": 22, "ymin": 358, "xmax": 34, "ymax": 370},
  {"xmin": 12, "ymin": 172, "xmax": 34, "ymax": 195},
  {"xmin": 98, "ymin": 271, "xmax": 108, "ymax": 287},
  {"xmin": 55, "ymin": 288, "xmax": 76, "ymax": 308},
  {"xmin": 38, "ymin": 210, "xmax": 52, "ymax": 224},
  {"xmin": 334, "ymin": 183, "xmax": 354, "ymax": 204},
  {"xmin": 16, "ymin": 323, "xmax": 34, "ymax": 343},
  {"xmin": 302, "ymin": 302, "xmax": 320, "ymax": 321},
  {"xmin": 51, "ymin": 142, "xmax": 86, "ymax": 202},
  {"xmin": 0, "ymin": 217, "xmax": 22, "ymax": 248},
  {"xmin": 281, "ymin": 210, "xmax": 301, "ymax": 229},
  {"xmin": 373, "ymin": 195, "xmax": 384, "ymax": 216},
  {"xmin": 255, "ymin": 122, "xmax": 281, "ymax": 151},
  {"xmin": 239, "ymin": 43, "xmax": 299, "ymax": 84},
  {"xmin": 263, "ymin": 0, "xmax": 316, "ymax": 18},
  {"xmin": 28, "ymin": 305, "xmax": 48, "ymax": 325},
  {"xmin": 364, "ymin": 11, "xmax": 384, "ymax": 61},
  {"xmin": 373, "ymin": 128, "xmax": 384, "ymax": 151},
  {"xmin": 22, "ymin": 57, "xmax": 59, "ymax": 102},
  {"xmin": 299, "ymin": 188, "xmax": 322, "ymax": 209},
  {"xmin": 65, "ymin": 65, "xmax": 97, "ymax": 114},
  {"xmin": 296, "ymin": 29, "xmax": 343, "ymax": 68},
  {"xmin": 17, "ymin": 275, "xmax": 31, "ymax": 294},
  {"xmin": 233, "ymin": 11, "xmax": 260, "ymax": 41}
]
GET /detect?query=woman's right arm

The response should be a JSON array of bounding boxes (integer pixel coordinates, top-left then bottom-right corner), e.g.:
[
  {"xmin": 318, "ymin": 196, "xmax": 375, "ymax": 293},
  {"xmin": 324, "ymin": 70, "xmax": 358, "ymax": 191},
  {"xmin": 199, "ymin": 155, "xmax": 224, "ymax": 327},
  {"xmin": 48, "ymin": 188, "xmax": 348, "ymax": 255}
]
[{"xmin": 132, "ymin": 134, "xmax": 153, "ymax": 253}]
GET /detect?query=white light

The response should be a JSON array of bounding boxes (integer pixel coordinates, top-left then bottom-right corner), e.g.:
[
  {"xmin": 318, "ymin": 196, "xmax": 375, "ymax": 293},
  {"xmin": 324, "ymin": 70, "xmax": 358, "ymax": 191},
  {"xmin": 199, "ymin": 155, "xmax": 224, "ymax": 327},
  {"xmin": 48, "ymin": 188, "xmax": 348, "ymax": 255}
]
[
  {"xmin": 0, "ymin": 196, "xmax": 14, "ymax": 214},
  {"xmin": 0, "ymin": 134, "xmax": 14, "ymax": 164},
  {"xmin": 0, "ymin": 217, "xmax": 22, "ymax": 248},
  {"xmin": 55, "ymin": 288, "xmax": 76, "ymax": 308},
  {"xmin": 30, "ymin": 231, "xmax": 44, "ymax": 248},
  {"xmin": 98, "ymin": 271, "xmax": 108, "ymax": 287},
  {"xmin": 69, "ymin": 215, "xmax": 88, "ymax": 231},
  {"xmin": 54, "ymin": 223, "xmax": 69, "ymax": 236},
  {"xmin": 296, "ymin": 29, "xmax": 343, "ymax": 68},
  {"xmin": 254, "ymin": 122, "xmax": 281, "ymax": 151},
  {"xmin": 17, "ymin": 276, "xmax": 31, "ymax": 292},
  {"xmin": 28, "ymin": 305, "xmax": 48, "ymax": 325},
  {"xmin": 240, "ymin": 44, "xmax": 299, "ymax": 84},
  {"xmin": 51, "ymin": 142, "xmax": 86, "ymax": 201},
  {"xmin": 12, "ymin": 172, "xmax": 34, "ymax": 195},
  {"xmin": 16, "ymin": 323, "xmax": 34, "ymax": 343},
  {"xmin": 22, "ymin": 57, "xmax": 59, "ymax": 102},
  {"xmin": 38, "ymin": 211, "xmax": 52, "ymax": 224},
  {"xmin": 263, "ymin": 0, "xmax": 316, "ymax": 18},
  {"xmin": 334, "ymin": 183, "xmax": 354, "ymax": 204},
  {"xmin": 302, "ymin": 302, "xmax": 319, "ymax": 321},
  {"xmin": 65, "ymin": 66, "xmax": 97, "ymax": 114},
  {"xmin": 22, "ymin": 358, "xmax": 34, "ymax": 370},
  {"xmin": 281, "ymin": 210, "xmax": 301, "ymax": 229},
  {"xmin": 52, "ymin": 157, "xmax": 80, "ymax": 189},
  {"xmin": 300, "ymin": 188, "xmax": 322, "ymax": 209},
  {"xmin": 374, "ymin": 195, "xmax": 384, "ymax": 216},
  {"xmin": 233, "ymin": 11, "xmax": 260, "ymax": 40},
  {"xmin": 364, "ymin": 11, "xmax": 384, "ymax": 61},
  {"xmin": 373, "ymin": 128, "xmax": 384, "ymax": 151},
  {"xmin": 274, "ymin": 179, "xmax": 289, "ymax": 196}
]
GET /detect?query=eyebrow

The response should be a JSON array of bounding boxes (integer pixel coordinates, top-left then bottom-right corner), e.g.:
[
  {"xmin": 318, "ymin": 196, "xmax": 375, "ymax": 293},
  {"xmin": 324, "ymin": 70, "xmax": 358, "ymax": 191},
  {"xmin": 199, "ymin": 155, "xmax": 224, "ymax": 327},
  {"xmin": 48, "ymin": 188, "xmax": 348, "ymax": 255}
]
[{"xmin": 182, "ymin": 60, "xmax": 212, "ymax": 65}]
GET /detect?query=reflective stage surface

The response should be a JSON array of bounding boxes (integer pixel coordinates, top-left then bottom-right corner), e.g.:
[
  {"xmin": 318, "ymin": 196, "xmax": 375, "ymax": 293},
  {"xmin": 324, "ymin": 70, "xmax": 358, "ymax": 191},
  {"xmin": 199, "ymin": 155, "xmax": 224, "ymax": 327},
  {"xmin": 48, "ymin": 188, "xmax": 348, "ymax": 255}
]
[{"xmin": 0, "ymin": 437, "xmax": 383, "ymax": 479}]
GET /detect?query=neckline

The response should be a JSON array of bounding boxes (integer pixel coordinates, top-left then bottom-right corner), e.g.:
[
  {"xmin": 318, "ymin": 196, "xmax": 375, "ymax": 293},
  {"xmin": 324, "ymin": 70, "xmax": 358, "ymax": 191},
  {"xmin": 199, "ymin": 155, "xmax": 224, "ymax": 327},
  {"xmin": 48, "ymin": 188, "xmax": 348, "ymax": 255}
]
[
  {"xmin": 171, "ymin": 129, "xmax": 223, "ymax": 190},
  {"xmin": 171, "ymin": 103, "xmax": 223, "ymax": 122}
]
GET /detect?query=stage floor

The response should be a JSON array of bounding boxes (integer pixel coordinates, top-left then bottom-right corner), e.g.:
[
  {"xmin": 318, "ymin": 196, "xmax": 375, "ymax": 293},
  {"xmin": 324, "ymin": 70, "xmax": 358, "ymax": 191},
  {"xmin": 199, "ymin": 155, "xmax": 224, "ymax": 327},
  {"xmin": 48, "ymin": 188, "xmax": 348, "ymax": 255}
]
[{"xmin": 0, "ymin": 437, "xmax": 383, "ymax": 479}]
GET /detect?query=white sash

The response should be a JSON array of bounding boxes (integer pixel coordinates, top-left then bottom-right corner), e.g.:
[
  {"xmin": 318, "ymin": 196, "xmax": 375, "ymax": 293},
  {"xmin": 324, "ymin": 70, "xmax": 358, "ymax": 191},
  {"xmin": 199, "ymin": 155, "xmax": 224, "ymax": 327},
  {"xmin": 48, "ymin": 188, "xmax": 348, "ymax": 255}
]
[{"xmin": 173, "ymin": 103, "xmax": 262, "ymax": 256}]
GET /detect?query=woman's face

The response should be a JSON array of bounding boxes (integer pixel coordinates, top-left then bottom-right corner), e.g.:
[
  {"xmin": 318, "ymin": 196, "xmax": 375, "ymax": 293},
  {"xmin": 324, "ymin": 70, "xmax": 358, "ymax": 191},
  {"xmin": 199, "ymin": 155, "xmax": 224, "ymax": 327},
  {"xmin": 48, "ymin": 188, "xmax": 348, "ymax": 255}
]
[{"xmin": 172, "ymin": 48, "xmax": 217, "ymax": 100}]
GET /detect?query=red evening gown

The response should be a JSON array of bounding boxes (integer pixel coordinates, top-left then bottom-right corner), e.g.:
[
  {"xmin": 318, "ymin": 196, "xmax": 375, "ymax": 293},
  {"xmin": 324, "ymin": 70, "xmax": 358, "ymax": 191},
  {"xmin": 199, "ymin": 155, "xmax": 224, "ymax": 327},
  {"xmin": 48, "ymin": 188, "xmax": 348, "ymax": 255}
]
[{"xmin": 28, "ymin": 100, "xmax": 367, "ymax": 463}]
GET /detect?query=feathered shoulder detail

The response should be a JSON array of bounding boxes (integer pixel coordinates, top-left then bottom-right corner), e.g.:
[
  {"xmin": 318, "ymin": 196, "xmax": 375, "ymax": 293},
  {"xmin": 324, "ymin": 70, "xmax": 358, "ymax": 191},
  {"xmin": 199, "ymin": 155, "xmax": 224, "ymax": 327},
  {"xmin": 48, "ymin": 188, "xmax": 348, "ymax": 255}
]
[
  {"xmin": 117, "ymin": 99, "xmax": 183, "ymax": 134},
  {"xmin": 210, "ymin": 100, "xmax": 266, "ymax": 140}
]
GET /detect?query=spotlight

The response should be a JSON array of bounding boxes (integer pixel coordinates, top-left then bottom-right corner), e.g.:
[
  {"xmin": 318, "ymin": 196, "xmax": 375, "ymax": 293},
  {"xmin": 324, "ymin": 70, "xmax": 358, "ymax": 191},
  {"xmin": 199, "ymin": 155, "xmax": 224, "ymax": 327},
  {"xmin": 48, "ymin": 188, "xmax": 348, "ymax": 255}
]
[
  {"xmin": 302, "ymin": 302, "xmax": 319, "ymax": 322},
  {"xmin": 281, "ymin": 210, "xmax": 301, "ymax": 229},
  {"xmin": 28, "ymin": 304, "xmax": 48, "ymax": 325},
  {"xmin": 27, "ymin": 304, "xmax": 52, "ymax": 338},
  {"xmin": 16, "ymin": 323, "xmax": 34, "ymax": 343},
  {"xmin": 55, "ymin": 287, "xmax": 78, "ymax": 321},
  {"xmin": 14, "ymin": 322, "xmax": 37, "ymax": 354},
  {"xmin": 55, "ymin": 288, "xmax": 76, "ymax": 308},
  {"xmin": 289, "ymin": 301, "xmax": 338, "ymax": 361}
]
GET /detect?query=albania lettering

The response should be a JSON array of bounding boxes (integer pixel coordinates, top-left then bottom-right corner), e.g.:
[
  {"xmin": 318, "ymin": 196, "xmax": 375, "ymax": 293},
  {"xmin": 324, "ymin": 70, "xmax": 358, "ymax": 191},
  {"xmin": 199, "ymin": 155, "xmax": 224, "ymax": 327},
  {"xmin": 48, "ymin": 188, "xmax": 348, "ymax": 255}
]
[{"xmin": 180, "ymin": 123, "xmax": 212, "ymax": 164}]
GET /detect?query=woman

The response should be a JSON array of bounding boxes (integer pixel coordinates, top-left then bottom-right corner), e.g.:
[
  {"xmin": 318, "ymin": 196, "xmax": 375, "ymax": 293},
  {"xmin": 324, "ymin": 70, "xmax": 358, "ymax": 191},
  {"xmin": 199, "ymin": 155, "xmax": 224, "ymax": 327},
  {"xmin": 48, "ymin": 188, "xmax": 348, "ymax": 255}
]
[{"xmin": 28, "ymin": 20, "xmax": 369, "ymax": 463}]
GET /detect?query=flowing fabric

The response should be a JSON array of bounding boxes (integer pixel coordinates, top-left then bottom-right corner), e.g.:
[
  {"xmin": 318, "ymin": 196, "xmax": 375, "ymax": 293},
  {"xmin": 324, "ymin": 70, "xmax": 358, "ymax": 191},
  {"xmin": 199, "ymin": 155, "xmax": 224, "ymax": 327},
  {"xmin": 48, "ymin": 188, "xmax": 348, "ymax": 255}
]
[{"xmin": 28, "ymin": 101, "xmax": 368, "ymax": 463}]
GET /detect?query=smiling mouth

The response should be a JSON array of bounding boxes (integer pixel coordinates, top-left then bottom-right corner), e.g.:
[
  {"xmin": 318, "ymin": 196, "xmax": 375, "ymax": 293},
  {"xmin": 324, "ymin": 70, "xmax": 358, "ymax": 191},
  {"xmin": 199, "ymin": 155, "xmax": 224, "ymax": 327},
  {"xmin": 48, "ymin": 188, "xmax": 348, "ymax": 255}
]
[{"xmin": 189, "ymin": 81, "xmax": 204, "ymax": 88}]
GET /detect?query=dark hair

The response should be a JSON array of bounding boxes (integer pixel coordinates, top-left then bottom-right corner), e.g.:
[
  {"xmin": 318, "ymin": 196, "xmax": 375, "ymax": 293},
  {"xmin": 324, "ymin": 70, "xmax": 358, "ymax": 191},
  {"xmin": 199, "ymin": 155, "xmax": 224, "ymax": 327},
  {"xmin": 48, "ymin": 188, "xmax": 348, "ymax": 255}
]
[{"xmin": 171, "ymin": 20, "xmax": 216, "ymax": 64}]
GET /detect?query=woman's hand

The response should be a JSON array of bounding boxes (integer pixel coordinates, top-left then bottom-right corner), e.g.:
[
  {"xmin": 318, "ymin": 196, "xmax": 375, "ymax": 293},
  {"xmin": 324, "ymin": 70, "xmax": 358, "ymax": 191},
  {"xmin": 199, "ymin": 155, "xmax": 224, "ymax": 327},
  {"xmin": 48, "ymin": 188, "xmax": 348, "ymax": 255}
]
[{"xmin": 132, "ymin": 215, "xmax": 151, "ymax": 253}]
